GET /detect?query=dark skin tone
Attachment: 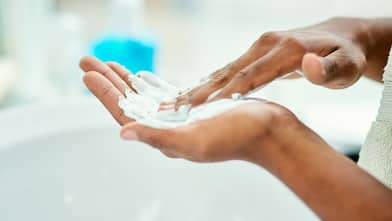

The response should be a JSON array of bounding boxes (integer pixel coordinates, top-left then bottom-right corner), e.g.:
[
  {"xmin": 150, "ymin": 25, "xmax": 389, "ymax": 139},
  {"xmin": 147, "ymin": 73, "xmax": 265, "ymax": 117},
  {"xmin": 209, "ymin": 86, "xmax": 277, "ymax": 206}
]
[
  {"xmin": 80, "ymin": 17, "xmax": 392, "ymax": 220},
  {"xmin": 161, "ymin": 17, "xmax": 392, "ymax": 109}
]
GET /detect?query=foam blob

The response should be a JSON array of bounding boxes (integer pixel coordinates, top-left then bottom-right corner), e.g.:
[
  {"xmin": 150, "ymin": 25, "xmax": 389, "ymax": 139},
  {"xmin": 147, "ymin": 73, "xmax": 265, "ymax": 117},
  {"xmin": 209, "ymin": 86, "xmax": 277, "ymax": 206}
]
[
  {"xmin": 118, "ymin": 71, "xmax": 263, "ymax": 128},
  {"xmin": 156, "ymin": 104, "xmax": 191, "ymax": 122},
  {"xmin": 136, "ymin": 71, "xmax": 178, "ymax": 96}
]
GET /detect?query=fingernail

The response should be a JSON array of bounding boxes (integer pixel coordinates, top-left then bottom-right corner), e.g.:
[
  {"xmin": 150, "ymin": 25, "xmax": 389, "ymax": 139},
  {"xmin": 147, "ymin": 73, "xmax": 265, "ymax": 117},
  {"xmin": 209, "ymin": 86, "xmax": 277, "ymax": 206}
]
[{"xmin": 121, "ymin": 130, "xmax": 139, "ymax": 140}]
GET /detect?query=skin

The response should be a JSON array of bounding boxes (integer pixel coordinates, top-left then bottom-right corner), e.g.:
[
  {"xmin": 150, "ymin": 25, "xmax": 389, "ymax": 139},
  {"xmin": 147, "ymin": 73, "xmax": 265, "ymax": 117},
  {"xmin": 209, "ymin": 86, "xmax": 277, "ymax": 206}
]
[
  {"xmin": 80, "ymin": 17, "xmax": 392, "ymax": 221},
  {"xmin": 162, "ymin": 17, "xmax": 392, "ymax": 109}
]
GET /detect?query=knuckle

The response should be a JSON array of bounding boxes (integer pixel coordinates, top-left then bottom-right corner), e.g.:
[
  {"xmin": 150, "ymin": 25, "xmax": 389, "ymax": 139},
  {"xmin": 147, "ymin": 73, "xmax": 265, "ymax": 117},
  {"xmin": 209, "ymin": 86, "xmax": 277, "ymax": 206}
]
[
  {"xmin": 235, "ymin": 70, "xmax": 249, "ymax": 79},
  {"xmin": 328, "ymin": 16, "xmax": 345, "ymax": 23},
  {"xmin": 210, "ymin": 68, "xmax": 223, "ymax": 79},
  {"xmin": 226, "ymin": 63, "xmax": 238, "ymax": 74},
  {"xmin": 101, "ymin": 84, "xmax": 115, "ymax": 98},
  {"xmin": 114, "ymin": 108, "xmax": 126, "ymax": 120},
  {"xmin": 280, "ymin": 36, "xmax": 306, "ymax": 51},
  {"xmin": 113, "ymin": 110, "xmax": 128, "ymax": 125},
  {"xmin": 273, "ymin": 108, "xmax": 297, "ymax": 132},
  {"xmin": 258, "ymin": 31, "xmax": 280, "ymax": 44},
  {"xmin": 248, "ymin": 79, "xmax": 258, "ymax": 91},
  {"xmin": 272, "ymin": 105, "xmax": 292, "ymax": 120},
  {"xmin": 101, "ymin": 68, "xmax": 112, "ymax": 78},
  {"xmin": 210, "ymin": 71, "xmax": 229, "ymax": 85},
  {"xmin": 258, "ymin": 103, "xmax": 295, "ymax": 129},
  {"xmin": 232, "ymin": 70, "xmax": 258, "ymax": 92}
]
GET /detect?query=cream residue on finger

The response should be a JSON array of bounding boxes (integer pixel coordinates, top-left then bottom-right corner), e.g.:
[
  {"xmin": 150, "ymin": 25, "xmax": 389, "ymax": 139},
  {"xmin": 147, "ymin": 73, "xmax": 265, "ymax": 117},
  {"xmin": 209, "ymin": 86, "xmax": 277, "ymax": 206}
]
[{"xmin": 118, "ymin": 71, "xmax": 264, "ymax": 128}]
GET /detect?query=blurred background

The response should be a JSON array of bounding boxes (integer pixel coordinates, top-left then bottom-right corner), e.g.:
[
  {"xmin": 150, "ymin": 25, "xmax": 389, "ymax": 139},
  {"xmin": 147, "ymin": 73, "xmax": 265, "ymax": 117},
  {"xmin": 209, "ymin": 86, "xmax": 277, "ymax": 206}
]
[{"xmin": 0, "ymin": 0, "xmax": 391, "ymax": 156}]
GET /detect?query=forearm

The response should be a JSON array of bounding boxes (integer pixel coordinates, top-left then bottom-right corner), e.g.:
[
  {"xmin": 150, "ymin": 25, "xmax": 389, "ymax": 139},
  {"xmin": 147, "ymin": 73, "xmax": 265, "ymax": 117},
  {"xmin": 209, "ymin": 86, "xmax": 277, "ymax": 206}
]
[
  {"xmin": 364, "ymin": 18, "xmax": 392, "ymax": 81},
  {"xmin": 252, "ymin": 121, "xmax": 392, "ymax": 221}
]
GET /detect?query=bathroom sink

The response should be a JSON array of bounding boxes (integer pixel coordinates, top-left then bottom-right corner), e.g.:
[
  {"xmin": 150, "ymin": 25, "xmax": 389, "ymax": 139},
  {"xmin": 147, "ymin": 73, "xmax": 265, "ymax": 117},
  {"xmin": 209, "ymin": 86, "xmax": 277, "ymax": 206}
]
[{"xmin": 0, "ymin": 97, "xmax": 318, "ymax": 221}]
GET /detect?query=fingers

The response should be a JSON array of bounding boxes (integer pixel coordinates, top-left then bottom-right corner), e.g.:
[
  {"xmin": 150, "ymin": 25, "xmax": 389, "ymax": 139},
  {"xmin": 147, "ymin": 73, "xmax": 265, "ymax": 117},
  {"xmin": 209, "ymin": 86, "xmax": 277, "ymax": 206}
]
[
  {"xmin": 171, "ymin": 35, "xmax": 278, "ymax": 108},
  {"xmin": 80, "ymin": 56, "xmax": 130, "ymax": 93},
  {"xmin": 106, "ymin": 62, "xmax": 135, "ymax": 91},
  {"xmin": 211, "ymin": 40, "xmax": 306, "ymax": 100},
  {"xmin": 302, "ymin": 48, "xmax": 366, "ymax": 88},
  {"xmin": 83, "ymin": 71, "xmax": 133, "ymax": 125},
  {"xmin": 173, "ymin": 60, "xmax": 249, "ymax": 108},
  {"xmin": 121, "ymin": 101, "xmax": 273, "ymax": 163}
]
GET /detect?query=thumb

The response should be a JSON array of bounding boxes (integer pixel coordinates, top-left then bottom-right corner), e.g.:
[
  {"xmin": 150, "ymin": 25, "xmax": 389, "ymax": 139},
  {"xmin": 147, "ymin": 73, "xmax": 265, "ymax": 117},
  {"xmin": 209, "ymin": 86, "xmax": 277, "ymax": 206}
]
[
  {"xmin": 302, "ymin": 50, "xmax": 364, "ymax": 89},
  {"xmin": 120, "ymin": 122, "xmax": 190, "ymax": 151}
]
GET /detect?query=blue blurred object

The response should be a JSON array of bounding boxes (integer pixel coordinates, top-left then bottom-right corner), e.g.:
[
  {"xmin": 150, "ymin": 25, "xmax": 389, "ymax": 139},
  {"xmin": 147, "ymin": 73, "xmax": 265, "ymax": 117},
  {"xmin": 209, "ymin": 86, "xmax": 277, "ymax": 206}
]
[{"xmin": 90, "ymin": 34, "xmax": 157, "ymax": 74}]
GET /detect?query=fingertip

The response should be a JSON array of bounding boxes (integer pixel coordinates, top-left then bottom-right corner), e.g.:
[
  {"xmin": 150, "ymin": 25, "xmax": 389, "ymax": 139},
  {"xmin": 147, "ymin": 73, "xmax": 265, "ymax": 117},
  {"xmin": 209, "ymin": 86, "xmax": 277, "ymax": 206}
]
[
  {"xmin": 106, "ymin": 61, "xmax": 118, "ymax": 66},
  {"xmin": 106, "ymin": 61, "xmax": 125, "ymax": 72},
  {"xmin": 79, "ymin": 56, "xmax": 90, "ymax": 69},
  {"xmin": 120, "ymin": 129, "xmax": 139, "ymax": 141},
  {"xmin": 302, "ymin": 53, "xmax": 326, "ymax": 85},
  {"xmin": 82, "ymin": 71, "xmax": 100, "ymax": 88},
  {"xmin": 79, "ymin": 56, "xmax": 113, "ymax": 75},
  {"xmin": 79, "ymin": 56, "xmax": 98, "ymax": 72}
]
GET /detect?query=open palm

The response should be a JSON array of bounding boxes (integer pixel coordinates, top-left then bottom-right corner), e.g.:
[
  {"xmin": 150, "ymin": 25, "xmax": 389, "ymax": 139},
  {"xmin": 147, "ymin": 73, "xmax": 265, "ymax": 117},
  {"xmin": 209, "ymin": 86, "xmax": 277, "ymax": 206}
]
[{"xmin": 80, "ymin": 56, "xmax": 299, "ymax": 163}]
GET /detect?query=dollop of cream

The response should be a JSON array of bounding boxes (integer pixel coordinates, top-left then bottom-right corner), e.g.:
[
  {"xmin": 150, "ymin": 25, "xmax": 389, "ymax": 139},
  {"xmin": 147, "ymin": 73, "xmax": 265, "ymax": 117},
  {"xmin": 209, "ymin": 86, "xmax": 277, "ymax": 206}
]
[{"xmin": 118, "ymin": 71, "xmax": 260, "ymax": 128}]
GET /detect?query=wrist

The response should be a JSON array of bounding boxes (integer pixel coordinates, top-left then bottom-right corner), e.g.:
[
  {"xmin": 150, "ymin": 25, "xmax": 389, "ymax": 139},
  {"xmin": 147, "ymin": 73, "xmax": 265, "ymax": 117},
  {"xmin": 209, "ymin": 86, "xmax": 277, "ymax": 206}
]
[
  {"xmin": 251, "ymin": 115, "xmax": 330, "ymax": 177},
  {"xmin": 246, "ymin": 104, "xmax": 305, "ymax": 170}
]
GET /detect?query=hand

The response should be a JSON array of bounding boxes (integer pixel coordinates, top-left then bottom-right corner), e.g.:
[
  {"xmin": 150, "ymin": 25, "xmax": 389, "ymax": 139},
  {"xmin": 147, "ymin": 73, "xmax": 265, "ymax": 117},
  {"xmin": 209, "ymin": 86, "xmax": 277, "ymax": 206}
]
[
  {"xmin": 119, "ymin": 101, "xmax": 299, "ymax": 163},
  {"xmin": 80, "ymin": 56, "xmax": 301, "ymax": 162},
  {"xmin": 79, "ymin": 21, "xmax": 392, "ymax": 221},
  {"xmin": 169, "ymin": 17, "xmax": 390, "ymax": 109}
]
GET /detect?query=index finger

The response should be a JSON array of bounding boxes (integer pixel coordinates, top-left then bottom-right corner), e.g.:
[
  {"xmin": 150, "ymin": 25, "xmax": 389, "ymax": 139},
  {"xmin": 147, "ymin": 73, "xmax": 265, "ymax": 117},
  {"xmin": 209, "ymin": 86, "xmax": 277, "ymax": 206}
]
[
  {"xmin": 211, "ymin": 41, "xmax": 306, "ymax": 100},
  {"xmin": 168, "ymin": 37, "xmax": 276, "ymax": 109}
]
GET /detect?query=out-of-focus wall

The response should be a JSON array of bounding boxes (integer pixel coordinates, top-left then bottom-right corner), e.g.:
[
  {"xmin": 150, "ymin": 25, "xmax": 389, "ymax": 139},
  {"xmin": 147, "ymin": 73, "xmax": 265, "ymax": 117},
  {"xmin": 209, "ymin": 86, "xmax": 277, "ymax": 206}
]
[
  {"xmin": 0, "ymin": 0, "xmax": 5, "ymax": 56},
  {"xmin": 1, "ymin": 0, "xmax": 391, "ymax": 109},
  {"xmin": 0, "ymin": 0, "xmax": 389, "ymax": 147}
]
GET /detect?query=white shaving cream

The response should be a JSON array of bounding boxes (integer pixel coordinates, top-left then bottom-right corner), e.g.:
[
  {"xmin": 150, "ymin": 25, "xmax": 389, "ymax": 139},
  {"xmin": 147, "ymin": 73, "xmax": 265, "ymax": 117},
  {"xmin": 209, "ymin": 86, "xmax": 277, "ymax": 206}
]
[{"xmin": 118, "ymin": 71, "xmax": 263, "ymax": 128}]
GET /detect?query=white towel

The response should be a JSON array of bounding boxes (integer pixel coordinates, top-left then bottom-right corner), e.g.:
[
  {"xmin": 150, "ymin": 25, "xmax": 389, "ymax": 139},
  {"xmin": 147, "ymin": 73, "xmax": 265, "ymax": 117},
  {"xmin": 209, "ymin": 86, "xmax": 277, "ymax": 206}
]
[{"xmin": 358, "ymin": 48, "xmax": 392, "ymax": 189}]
